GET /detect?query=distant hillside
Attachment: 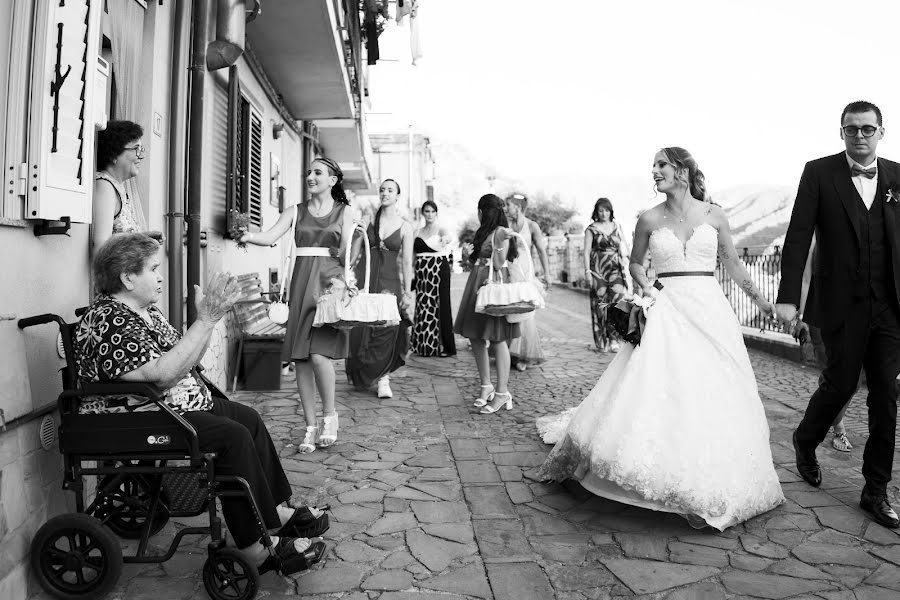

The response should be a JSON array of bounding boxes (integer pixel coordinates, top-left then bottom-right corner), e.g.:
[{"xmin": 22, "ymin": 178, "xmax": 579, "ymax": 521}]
[{"xmin": 713, "ymin": 185, "xmax": 795, "ymax": 253}]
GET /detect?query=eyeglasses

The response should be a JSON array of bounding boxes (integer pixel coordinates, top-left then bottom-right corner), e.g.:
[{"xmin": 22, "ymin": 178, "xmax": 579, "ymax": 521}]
[
  {"xmin": 123, "ymin": 144, "xmax": 146, "ymax": 158},
  {"xmin": 842, "ymin": 125, "xmax": 879, "ymax": 138}
]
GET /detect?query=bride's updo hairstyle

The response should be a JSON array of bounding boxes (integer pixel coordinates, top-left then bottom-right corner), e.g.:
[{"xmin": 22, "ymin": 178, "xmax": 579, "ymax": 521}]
[{"xmin": 661, "ymin": 147, "xmax": 710, "ymax": 203}]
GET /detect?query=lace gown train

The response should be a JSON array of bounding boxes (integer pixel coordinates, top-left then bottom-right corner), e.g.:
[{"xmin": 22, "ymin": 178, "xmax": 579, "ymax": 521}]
[{"xmin": 536, "ymin": 223, "xmax": 784, "ymax": 530}]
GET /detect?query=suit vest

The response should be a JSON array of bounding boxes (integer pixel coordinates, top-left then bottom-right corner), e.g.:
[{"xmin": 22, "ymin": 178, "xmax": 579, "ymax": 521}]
[{"xmin": 855, "ymin": 186, "xmax": 893, "ymax": 302}]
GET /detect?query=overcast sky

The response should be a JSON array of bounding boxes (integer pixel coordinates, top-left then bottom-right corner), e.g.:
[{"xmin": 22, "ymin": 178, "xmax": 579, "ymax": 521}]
[{"xmin": 367, "ymin": 0, "xmax": 900, "ymax": 195}]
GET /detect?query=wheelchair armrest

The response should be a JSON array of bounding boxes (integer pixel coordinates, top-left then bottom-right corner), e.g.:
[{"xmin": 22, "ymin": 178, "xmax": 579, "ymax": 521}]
[{"xmin": 60, "ymin": 383, "xmax": 201, "ymax": 460}]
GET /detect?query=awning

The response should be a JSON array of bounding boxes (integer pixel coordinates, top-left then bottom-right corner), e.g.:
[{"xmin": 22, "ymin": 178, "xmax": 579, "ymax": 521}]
[
  {"xmin": 246, "ymin": 0, "xmax": 356, "ymax": 119},
  {"xmin": 315, "ymin": 118, "xmax": 375, "ymax": 192}
]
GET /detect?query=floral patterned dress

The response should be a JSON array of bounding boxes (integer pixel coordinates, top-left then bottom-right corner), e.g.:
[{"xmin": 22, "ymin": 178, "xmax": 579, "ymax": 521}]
[{"xmin": 587, "ymin": 222, "xmax": 628, "ymax": 350}]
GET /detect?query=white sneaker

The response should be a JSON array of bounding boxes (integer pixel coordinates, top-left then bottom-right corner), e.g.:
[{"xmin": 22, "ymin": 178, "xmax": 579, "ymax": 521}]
[{"xmin": 377, "ymin": 376, "xmax": 393, "ymax": 398}]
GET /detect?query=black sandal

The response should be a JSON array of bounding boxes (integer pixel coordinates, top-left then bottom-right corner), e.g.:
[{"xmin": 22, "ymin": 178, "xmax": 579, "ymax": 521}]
[
  {"xmin": 277, "ymin": 505, "xmax": 330, "ymax": 538},
  {"xmin": 259, "ymin": 537, "xmax": 327, "ymax": 576}
]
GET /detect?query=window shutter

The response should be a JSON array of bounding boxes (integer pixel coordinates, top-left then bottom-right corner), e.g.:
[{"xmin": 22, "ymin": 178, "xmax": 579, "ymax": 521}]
[
  {"xmin": 26, "ymin": 0, "xmax": 103, "ymax": 223},
  {"xmin": 248, "ymin": 111, "xmax": 263, "ymax": 227}
]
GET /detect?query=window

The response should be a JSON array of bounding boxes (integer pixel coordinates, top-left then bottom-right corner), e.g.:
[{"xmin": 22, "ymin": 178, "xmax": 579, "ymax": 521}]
[{"xmin": 226, "ymin": 67, "xmax": 263, "ymax": 233}]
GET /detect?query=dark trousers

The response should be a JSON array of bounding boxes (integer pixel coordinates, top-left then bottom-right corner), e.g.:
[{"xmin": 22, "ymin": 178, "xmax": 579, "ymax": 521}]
[
  {"xmin": 183, "ymin": 396, "xmax": 292, "ymax": 548},
  {"xmin": 796, "ymin": 297, "xmax": 900, "ymax": 494}
]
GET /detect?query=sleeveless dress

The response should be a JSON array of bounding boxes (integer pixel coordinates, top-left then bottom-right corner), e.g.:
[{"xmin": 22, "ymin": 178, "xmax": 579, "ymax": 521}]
[
  {"xmin": 412, "ymin": 235, "xmax": 456, "ymax": 357},
  {"xmin": 508, "ymin": 218, "xmax": 545, "ymax": 365},
  {"xmin": 587, "ymin": 222, "xmax": 628, "ymax": 350},
  {"xmin": 536, "ymin": 222, "xmax": 784, "ymax": 530},
  {"xmin": 345, "ymin": 223, "xmax": 410, "ymax": 387},
  {"xmin": 95, "ymin": 172, "xmax": 142, "ymax": 233},
  {"xmin": 454, "ymin": 234, "xmax": 521, "ymax": 343},
  {"xmin": 282, "ymin": 203, "xmax": 349, "ymax": 361}
]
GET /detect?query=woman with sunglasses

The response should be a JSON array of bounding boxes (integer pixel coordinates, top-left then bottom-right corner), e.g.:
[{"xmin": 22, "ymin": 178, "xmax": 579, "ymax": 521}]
[{"xmin": 92, "ymin": 120, "xmax": 150, "ymax": 253}]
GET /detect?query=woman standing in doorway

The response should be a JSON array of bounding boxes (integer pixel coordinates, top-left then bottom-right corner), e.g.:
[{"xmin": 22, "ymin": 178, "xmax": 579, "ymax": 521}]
[
  {"xmin": 584, "ymin": 198, "xmax": 630, "ymax": 352},
  {"xmin": 412, "ymin": 200, "xmax": 457, "ymax": 357},
  {"xmin": 92, "ymin": 120, "xmax": 148, "ymax": 253},
  {"xmin": 346, "ymin": 179, "xmax": 415, "ymax": 399},
  {"xmin": 240, "ymin": 157, "xmax": 355, "ymax": 453}
]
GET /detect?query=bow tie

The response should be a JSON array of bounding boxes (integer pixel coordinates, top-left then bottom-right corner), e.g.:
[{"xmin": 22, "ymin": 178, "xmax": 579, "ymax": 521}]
[{"xmin": 851, "ymin": 164, "xmax": 877, "ymax": 179}]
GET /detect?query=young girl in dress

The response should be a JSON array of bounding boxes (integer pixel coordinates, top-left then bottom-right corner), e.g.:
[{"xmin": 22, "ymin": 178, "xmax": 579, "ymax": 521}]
[
  {"xmin": 454, "ymin": 194, "xmax": 521, "ymax": 414},
  {"xmin": 241, "ymin": 157, "xmax": 355, "ymax": 453}
]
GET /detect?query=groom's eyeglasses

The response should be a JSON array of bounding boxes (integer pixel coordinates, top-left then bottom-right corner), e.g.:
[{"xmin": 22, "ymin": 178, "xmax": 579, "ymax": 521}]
[{"xmin": 842, "ymin": 125, "xmax": 879, "ymax": 138}]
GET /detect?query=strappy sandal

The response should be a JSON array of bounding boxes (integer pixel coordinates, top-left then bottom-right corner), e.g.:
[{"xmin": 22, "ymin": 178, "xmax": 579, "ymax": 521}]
[
  {"xmin": 298, "ymin": 426, "xmax": 317, "ymax": 454},
  {"xmin": 473, "ymin": 384, "xmax": 494, "ymax": 408},
  {"xmin": 277, "ymin": 505, "xmax": 331, "ymax": 538},
  {"xmin": 832, "ymin": 431, "xmax": 853, "ymax": 452},
  {"xmin": 479, "ymin": 391, "xmax": 513, "ymax": 414},
  {"xmin": 259, "ymin": 537, "xmax": 327, "ymax": 576},
  {"xmin": 317, "ymin": 414, "xmax": 338, "ymax": 447}
]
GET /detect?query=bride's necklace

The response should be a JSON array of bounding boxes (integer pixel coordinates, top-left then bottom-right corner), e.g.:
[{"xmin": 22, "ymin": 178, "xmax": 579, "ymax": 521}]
[{"xmin": 664, "ymin": 202, "xmax": 689, "ymax": 223}]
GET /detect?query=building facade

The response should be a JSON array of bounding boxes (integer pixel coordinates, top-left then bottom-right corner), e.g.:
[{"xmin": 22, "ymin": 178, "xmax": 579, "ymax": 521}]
[{"xmin": 0, "ymin": 1, "xmax": 373, "ymax": 596}]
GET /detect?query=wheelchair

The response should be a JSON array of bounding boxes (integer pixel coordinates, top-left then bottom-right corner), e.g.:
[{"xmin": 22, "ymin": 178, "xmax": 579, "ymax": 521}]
[{"xmin": 19, "ymin": 312, "xmax": 317, "ymax": 600}]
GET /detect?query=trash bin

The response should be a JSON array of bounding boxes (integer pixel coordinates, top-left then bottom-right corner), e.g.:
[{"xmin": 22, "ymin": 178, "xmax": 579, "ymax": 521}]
[{"xmin": 240, "ymin": 339, "xmax": 283, "ymax": 390}]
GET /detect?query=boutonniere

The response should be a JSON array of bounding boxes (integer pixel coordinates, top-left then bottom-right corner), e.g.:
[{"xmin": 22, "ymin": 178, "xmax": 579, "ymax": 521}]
[{"xmin": 887, "ymin": 181, "xmax": 900, "ymax": 203}]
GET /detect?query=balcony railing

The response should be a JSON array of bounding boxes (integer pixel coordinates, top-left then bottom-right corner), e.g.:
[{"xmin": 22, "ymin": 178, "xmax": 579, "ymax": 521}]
[{"xmin": 715, "ymin": 247, "xmax": 782, "ymax": 334}]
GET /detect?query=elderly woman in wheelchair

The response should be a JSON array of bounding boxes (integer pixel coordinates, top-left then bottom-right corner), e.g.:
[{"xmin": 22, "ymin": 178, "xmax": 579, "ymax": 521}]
[{"xmin": 27, "ymin": 232, "xmax": 329, "ymax": 599}]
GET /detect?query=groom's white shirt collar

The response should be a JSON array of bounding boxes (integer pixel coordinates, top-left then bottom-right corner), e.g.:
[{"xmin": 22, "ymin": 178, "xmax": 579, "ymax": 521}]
[{"xmin": 846, "ymin": 152, "xmax": 878, "ymax": 171}]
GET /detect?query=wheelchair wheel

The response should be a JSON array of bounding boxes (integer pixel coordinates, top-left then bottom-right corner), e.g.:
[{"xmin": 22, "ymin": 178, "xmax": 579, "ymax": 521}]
[
  {"xmin": 202, "ymin": 548, "xmax": 260, "ymax": 600},
  {"xmin": 94, "ymin": 473, "xmax": 170, "ymax": 539},
  {"xmin": 31, "ymin": 513, "xmax": 123, "ymax": 600}
]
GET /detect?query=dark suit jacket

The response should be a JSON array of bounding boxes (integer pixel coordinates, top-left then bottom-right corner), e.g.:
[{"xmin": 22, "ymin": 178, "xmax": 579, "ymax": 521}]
[{"xmin": 777, "ymin": 152, "xmax": 900, "ymax": 331}]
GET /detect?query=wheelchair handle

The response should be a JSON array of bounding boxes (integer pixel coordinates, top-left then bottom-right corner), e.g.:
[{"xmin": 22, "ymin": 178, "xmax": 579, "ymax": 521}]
[{"xmin": 18, "ymin": 313, "xmax": 66, "ymax": 330}]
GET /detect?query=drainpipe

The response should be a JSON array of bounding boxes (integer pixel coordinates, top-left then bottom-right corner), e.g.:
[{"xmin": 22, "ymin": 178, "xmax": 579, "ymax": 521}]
[
  {"xmin": 186, "ymin": 0, "xmax": 211, "ymax": 326},
  {"xmin": 207, "ymin": 0, "xmax": 258, "ymax": 71},
  {"xmin": 167, "ymin": 0, "xmax": 191, "ymax": 331}
]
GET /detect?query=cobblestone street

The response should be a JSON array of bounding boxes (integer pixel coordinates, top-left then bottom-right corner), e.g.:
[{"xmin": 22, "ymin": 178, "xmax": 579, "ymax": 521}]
[{"xmin": 49, "ymin": 275, "xmax": 900, "ymax": 600}]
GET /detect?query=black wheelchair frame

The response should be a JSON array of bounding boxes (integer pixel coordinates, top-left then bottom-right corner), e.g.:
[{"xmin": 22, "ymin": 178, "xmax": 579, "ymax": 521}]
[{"xmin": 19, "ymin": 312, "xmax": 283, "ymax": 600}]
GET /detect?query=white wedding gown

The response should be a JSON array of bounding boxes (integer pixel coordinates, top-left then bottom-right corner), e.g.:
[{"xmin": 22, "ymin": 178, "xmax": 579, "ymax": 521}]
[{"xmin": 536, "ymin": 223, "xmax": 784, "ymax": 530}]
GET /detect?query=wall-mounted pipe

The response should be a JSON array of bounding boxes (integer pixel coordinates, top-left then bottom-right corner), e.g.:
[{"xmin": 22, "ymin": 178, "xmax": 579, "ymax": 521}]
[
  {"xmin": 167, "ymin": 0, "xmax": 191, "ymax": 331},
  {"xmin": 207, "ymin": 0, "xmax": 259, "ymax": 71}
]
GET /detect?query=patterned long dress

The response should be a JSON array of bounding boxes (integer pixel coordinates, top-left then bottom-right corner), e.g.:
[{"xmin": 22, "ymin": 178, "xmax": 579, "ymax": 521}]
[
  {"xmin": 412, "ymin": 236, "xmax": 457, "ymax": 356},
  {"xmin": 587, "ymin": 222, "xmax": 628, "ymax": 350}
]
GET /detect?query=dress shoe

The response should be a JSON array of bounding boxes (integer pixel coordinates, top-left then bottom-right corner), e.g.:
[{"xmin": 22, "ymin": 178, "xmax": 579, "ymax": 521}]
[
  {"xmin": 860, "ymin": 492, "xmax": 900, "ymax": 529},
  {"xmin": 792, "ymin": 430, "xmax": 821, "ymax": 487}
]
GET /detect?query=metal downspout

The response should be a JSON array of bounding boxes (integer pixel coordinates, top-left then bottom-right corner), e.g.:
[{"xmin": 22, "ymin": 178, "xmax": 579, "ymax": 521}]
[
  {"xmin": 167, "ymin": 0, "xmax": 191, "ymax": 331},
  {"xmin": 186, "ymin": 0, "xmax": 210, "ymax": 326}
]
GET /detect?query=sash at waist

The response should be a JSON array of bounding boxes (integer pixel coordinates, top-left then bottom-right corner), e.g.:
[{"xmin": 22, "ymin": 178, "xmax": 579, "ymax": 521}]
[
  {"xmin": 417, "ymin": 251, "xmax": 447, "ymax": 257},
  {"xmin": 296, "ymin": 247, "xmax": 331, "ymax": 257},
  {"xmin": 657, "ymin": 271, "xmax": 714, "ymax": 277}
]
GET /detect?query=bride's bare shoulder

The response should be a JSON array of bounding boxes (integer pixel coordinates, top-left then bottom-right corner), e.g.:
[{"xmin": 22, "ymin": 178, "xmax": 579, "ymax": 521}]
[{"xmin": 636, "ymin": 204, "xmax": 666, "ymax": 233}]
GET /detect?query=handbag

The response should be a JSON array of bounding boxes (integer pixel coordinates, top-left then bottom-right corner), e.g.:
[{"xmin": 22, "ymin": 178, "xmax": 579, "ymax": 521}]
[
  {"xmin": 475, "ymin": 231, "xmax": 545, "ymax": 318},
  {"xmin": 313, "ymin": 225, "xmax": 401, "ymax": 329},
  {"xmin": 268, "ymin": 205, "xmax": 297, "ymax": 325}
]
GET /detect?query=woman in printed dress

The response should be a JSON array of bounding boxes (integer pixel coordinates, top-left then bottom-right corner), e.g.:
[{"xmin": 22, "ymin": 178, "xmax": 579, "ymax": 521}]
[
  {"xmin": 412, "ymin": 200, "xmax": 456, "ymax": 357},
  {"xmin": 241, "ymin": 157, "xmax": 355, "ymax": 453},
  {"xmin": 584, "ymin": 198, "xmax": 630, "ymax": 352}
]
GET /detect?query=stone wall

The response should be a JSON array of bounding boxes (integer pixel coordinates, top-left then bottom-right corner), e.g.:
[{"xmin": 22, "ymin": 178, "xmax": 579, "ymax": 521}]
[{"xmin": 0, "ymin": 415, "xmax": 70, "ymax": 598}]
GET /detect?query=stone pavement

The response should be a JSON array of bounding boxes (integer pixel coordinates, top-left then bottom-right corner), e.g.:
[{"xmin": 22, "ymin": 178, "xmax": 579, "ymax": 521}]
[{"xmin": 33, "ymin": 278, "xmax": 900, "ymax": 600}]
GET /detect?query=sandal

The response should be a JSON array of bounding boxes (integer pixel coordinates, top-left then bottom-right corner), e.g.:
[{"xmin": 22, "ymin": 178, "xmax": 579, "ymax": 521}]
[
  {"xmin": 473, "ymin": 384, "xmax": 494, "ymax": 408},
  {"xmin": 317, "ymin": 414, "xmax": 338, "ymax": 447},
  {"xmin": 277, "ymin": 505, "xmax": 331, "ymax": 538},
  {"xmin": 479, "ymin": 391, "xmax": 513, "ymax": 414},
  {"xmin": 832, "ymin": 431, "xmax": 853, "ymax": 452},
  {"xmin": 298, "ymin": 426, "xmax": 317, "ymax": 454},
  {"xmin": 259, "ymin": 537, "xmax": 327, "ymax": 576}
]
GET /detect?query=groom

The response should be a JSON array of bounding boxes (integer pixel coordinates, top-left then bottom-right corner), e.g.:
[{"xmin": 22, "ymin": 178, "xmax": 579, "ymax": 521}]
[{"xmin": 776, "ymin": 100, "xmax": 900, "ymax": 528}]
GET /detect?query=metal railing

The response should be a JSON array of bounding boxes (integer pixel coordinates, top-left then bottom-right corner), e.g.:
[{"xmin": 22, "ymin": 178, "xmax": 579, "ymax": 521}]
[{"xmin": 715, "ymin": 247, "xmax": 783, "ymax": 333}]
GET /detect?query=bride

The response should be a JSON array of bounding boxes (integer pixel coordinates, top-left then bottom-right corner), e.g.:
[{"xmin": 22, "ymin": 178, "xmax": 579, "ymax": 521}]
[{"xmin": 536, "ymin": 147, "xmax": 785, "ymax": 530}]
